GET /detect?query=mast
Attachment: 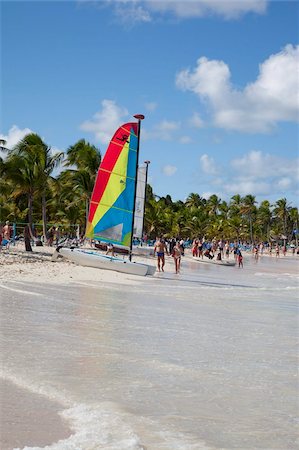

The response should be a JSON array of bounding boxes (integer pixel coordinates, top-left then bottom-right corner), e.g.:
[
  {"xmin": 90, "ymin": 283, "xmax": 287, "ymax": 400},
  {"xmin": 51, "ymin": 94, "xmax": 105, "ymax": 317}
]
[
  {"xmin": 141, "ymin": 160, "xmax": 150, "ymax": 243},
  {"xmin": 129, "ymin": 114, "xmax": 144, "ymax": 261}
]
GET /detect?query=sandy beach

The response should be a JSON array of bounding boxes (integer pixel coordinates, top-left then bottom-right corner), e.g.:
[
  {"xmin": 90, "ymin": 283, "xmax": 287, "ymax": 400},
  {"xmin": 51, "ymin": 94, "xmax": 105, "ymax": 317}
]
[
  {"xmin": 1, "ymin": 244, "xmax": 298, "ymax": 450},
  {"xmin": 0, "ymin": 245, "xmax": 157, "ymax": 286}
]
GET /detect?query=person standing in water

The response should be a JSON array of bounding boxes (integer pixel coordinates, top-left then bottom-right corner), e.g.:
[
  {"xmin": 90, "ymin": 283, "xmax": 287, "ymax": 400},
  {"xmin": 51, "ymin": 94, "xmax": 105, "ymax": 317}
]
[
  {"xmin": 154, "ymin": 237, "xmax": 169, "ymax": 272},
  {"xmin": 236, "ymin": 248, "xmax": 243, "ymax": 268},
  {"xmin": 172, "ymin": 241, "xmax": 182, "ymax": 274}
]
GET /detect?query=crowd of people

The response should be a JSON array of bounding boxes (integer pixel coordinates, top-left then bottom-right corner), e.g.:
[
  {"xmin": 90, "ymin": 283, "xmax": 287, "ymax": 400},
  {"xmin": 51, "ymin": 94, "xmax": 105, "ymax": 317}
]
[
  {"xmin": 151, "ymin": 236, "xmax": 299, "ymax": 273},
  {"xmin": 0, "ymin": 222, "xmax": 76, "ymax": 250},
  {"xmin": 1, "ymin": 220, "xmax": 298, "ymax": 275}
]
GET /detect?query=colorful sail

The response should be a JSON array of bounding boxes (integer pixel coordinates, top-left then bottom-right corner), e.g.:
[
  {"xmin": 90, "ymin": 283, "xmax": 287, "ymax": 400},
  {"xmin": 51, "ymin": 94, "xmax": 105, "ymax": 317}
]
[{"xmin": 86, "ymin": 122, "xmax": 138, "ymax": 247}]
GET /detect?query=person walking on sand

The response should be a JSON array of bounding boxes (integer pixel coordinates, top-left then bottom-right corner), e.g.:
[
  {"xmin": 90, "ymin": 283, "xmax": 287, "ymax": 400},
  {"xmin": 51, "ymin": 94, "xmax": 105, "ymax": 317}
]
[
  {"xmin": 236, "ymin": 248, "xmax": 243, "ymax": 268},
  {"xmin": 3, "ymin": 221, "xmax": 12, "ymax": 241},
  {"xmin": 154, "ymin": 237, "xmax": 169, "ymax": 272},
  {"xmin": 172, "ymin": 241, "xmax": 182, "ymax": 274},
  {"xmin": 225, "ymin": 241, "xmax": 230, "ymax": 259},
  {"xmin": 198, "ymin": 240, "xmax": 203, "ymax": 259},
  {"xmin": 106, "ymin": 242, "xmax": 115, "ymax": 257},
  {"xmin": 47, "ymin": 226, "xmax": 55, "ymax": 246},
  {"xmin": 192, "ymin": 238, "xmax": 199, "ymax": 257},
  {"xmin": 275, "ymin": 244, "xmax": 280, "ymax": 257}
]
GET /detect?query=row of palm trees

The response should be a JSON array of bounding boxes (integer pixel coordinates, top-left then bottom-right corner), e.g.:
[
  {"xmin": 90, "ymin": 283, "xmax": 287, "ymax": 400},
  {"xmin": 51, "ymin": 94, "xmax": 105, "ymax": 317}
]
[{"xmin": 0, "ymin": 133, "xmax": 298, "ymax": 244}]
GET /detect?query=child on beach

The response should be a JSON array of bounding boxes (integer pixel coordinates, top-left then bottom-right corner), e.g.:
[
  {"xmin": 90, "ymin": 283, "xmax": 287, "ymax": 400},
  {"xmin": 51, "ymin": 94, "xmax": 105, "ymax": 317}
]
[
  {"xmin": 192, "ymin": 239, "xmax": 199, "ymax": 257},
  {"xmin": 275, "ymin": 245, "xmax": 280, "ymax": 257},
  {"xmin": 236, "ymin": 248, "xmax": 243, "ymax": 268},
  {"xmin": 172, "ymin": 242, "xmax": 182, "ymax": 274},
  {"xmin": 106, "ymin": 242, "xmax": 114, "ymax": 256}
]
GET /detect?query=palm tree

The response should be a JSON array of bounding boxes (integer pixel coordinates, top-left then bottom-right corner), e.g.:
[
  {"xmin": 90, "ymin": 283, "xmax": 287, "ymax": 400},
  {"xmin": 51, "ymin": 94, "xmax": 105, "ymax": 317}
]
[
  {"xmin": 289, "ymin": 207, "xmax": 299, "ymax": 246},
  {"xmin": 219, "ymin": 200, "xmax": 229, "ymax": 220},
  {"xmin": 3, "ymin": 142, "xmax": 38, "ymax": 232},
  {"xmin": 241, "ymin": 195, "xmax": 257, "ymax": 243},
  {"xmin": 273, "ymin": 198, "xmax": 291, "ymax": 242},
  {"xmin": 8, "ymin": 134, "xmax": 63, "ymax": 239},
  {"xmin": 185, "ymin": 193, "xmax": 204, "ymax": 210},
  {"xmin": 206, "ymin": 194, "xmax": 221, "ymax": 217},
  {"xmin": 229, "ymin": 194, "xmax": 242, "ymax": 217},
  {"xmin": 63, "ymin": 139, "xmax": 101, "ymax": 227},
  {"xmin": 256, "ymin": 200, "xmax": 272, "ymax": 241}
]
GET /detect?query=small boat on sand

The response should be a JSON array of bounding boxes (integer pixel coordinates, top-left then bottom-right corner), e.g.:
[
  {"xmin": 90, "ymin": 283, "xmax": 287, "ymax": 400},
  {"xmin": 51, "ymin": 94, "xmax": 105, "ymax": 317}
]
[
  {"xmin": 55, "ymin": 247, "xmax": 155, "ymax": 276},
  {"xmin": 57, "ymin": 115, "xmax": 155, "ymax": 276}
]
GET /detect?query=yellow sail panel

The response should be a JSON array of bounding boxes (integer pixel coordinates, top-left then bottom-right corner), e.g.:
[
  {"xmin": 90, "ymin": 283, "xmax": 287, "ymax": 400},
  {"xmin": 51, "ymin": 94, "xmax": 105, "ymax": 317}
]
[{"xmin": 91, "ymin": 141, "xmax": 129, "ymax": 228}]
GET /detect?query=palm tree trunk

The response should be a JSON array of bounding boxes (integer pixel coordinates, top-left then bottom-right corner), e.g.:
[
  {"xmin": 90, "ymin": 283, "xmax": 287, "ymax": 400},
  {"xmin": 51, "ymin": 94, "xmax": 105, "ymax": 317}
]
[
  {"xmin": 28, "ymin": 191, "xmax": 34, "ymax": 232},
  {"xmin": 42, "ymin": 192, "xmax": 47, "ymax": 241},
  {"xmin": 24, "ymin": 225, "xmax": 33, "ymax": 252},
  {"xmin": 249, "ymin": 214, "xmax": 253, "ymax": 244}
]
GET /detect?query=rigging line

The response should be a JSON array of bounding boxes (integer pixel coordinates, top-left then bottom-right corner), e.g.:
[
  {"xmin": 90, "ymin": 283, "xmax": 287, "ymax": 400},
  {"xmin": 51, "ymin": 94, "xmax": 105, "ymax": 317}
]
[
  {"xmin": 99, "ymin": 167, "xmax": 136, "ymax": 181},
  {"xmin": 110, "ymin": 140, "xmax": 138, "ymax": 152}
]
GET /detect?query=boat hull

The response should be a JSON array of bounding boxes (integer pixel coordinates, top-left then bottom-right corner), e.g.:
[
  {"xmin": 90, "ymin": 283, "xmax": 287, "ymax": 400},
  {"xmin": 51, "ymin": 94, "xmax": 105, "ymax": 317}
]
[{"xmin": 58, "ymin": 248, "xmax": 156, "ymax": 276}]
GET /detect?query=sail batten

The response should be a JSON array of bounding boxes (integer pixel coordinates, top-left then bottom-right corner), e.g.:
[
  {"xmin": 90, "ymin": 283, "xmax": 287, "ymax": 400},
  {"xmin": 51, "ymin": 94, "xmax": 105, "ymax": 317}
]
[{"xmin": 98, "ymin": 167, "xmax": 136, "ymax": 181}]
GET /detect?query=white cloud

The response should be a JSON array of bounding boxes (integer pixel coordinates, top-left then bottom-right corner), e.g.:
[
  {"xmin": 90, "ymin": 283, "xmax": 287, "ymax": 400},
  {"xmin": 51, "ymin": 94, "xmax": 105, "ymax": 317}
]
[
  {"xmin": 277, "ymin": 177, "xmax": 292, "ymax": 189},
  {"xmin": 145, "ymin": 102, "xmax": 157, "ymax": 112},
  {"xmin": 106, "ymin": 0, "xmax": 268, "ymax": 22},
  {"xmin": 0, "ymin": 125, "xmax": 33, "ymax": 151},
  {"xmin": 200, "ymin": 153, "xmax": 218, "ymax": 175},
  {"xmin": 162, "ymin": 164, "xmax": 177, "ymax": 176},
  {"xmin": 176, "ymin": 45, "xmax": 299, "ymax": 133},
  {"xmin": 231, "ymin": 150, "xmax": 299, "ymax": 180},
  {"xmin": 114, "ymin": 1, "xmax": 152, "ymax": 25},
  {"xmin": 151, "ymin": 120, "xmax": 181, "ymax": 140},
  {"xmin": 223, "ymin": 179, "xmax": 271, "ymax": 196},
  {"xmin": 202, "ymin": 191, "xmax": 221, "ymax": 200},
  {"xmin": 194, "ymin": 149, "xmax": 299, "ymax": 201},
  {"xmin": 189, "ymin": 112, "xmax": 204, "ymax": 128},
  {"xmin": 80, "ymin": 99, "xmax": 129, "ymax": 144},
  {"xmin": 179, "ymin": 135, "xmax": 192, "ymax": 144}
]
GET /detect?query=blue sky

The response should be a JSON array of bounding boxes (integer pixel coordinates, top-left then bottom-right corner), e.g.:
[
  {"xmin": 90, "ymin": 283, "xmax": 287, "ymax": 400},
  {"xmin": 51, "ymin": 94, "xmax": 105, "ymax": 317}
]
[{"xmin": 1, "ymin": 0, "xmax": 299, "ymax": 206}]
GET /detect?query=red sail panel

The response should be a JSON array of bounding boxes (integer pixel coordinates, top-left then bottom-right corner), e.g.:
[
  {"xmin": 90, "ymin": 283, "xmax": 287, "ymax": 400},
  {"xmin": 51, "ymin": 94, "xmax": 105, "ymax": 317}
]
[{"xmin": 88, "ymin": 122, "xmax": 137, "ymax": 224}]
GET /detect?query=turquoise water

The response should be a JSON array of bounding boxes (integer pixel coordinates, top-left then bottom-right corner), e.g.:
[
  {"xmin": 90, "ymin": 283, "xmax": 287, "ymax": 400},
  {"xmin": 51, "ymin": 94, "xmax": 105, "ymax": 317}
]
[{"xmin": 1, "ymin": 255, "xmax": 298, "ymax": 449}]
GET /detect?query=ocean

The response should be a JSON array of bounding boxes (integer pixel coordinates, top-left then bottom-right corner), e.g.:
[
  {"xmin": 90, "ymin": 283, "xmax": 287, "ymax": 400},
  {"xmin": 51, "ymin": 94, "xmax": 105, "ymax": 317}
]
[{"xmin": 1, "ymin": 254, "xmax": 298, "ymax": 450}]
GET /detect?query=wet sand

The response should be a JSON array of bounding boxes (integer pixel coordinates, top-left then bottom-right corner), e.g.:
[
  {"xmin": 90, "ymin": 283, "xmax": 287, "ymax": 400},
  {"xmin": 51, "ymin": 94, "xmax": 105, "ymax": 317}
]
[
  {"xmin": 0, "ymin": 379, "xmax": 72, "ymax": 450},
  {"xmin": 1, "ymin": 244, "xmax": 298, "ymax": 449}
]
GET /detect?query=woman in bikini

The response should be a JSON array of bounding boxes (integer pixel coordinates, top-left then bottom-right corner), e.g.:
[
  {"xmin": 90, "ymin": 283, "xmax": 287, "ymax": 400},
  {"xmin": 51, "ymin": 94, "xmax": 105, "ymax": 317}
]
[{"xmin": 172, "ymin": 241, "xmax": 182, "ymax": 274}]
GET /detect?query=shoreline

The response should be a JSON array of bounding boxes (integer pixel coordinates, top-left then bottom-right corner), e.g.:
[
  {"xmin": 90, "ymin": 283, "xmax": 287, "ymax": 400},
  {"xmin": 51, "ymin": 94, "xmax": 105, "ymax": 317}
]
[{"xmin": 1, "ymin": 244, "xmax": 298, "ymax": 284}]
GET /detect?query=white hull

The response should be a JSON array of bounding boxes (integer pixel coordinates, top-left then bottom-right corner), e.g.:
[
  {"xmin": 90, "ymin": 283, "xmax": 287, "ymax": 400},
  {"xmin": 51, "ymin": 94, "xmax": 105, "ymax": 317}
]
[
  {"xmin": 196, "ymin": 257, "xmax": 236, "ymax": 267},
  {"xmin": 57, "ymin": 248, "xmax": 156, "ymax": 276}
]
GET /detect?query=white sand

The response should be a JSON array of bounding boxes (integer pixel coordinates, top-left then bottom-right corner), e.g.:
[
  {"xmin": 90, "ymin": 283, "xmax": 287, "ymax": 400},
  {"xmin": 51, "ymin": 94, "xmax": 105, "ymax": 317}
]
[{"xmin": 0, "ymin": 244, "xmax": 158, "ymax": 286}]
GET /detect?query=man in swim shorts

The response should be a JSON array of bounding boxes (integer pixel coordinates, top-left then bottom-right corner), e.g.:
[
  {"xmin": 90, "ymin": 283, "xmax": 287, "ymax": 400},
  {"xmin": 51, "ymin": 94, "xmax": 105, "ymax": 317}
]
[{"xmin": 154, "ymin": 237, "xmax": 169, "ymax": 272}]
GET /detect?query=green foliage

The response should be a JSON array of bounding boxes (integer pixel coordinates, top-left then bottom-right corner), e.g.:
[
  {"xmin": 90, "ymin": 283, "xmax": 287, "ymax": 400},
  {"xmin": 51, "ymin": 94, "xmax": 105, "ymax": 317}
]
[{"xmin": 0, "ymin": 134, "xmax": 297, "ymax": 243}]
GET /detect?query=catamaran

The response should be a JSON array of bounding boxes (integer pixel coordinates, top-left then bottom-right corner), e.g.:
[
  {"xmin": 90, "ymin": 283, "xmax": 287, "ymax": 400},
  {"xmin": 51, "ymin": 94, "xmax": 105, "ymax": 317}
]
[{"xmin": 55, "ymin": 115, "xmax": 156, "ymax": 276}]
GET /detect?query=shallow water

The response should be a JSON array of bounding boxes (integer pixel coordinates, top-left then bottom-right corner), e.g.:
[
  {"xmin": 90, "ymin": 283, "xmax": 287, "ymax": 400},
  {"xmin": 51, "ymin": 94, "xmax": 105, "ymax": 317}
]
[{"xmin": 1, "ymin": 255, "xmax": 298, "ymax": 449}]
